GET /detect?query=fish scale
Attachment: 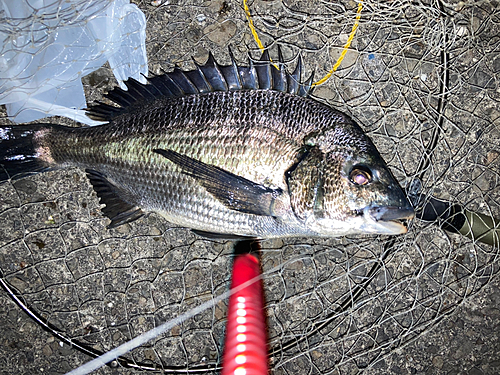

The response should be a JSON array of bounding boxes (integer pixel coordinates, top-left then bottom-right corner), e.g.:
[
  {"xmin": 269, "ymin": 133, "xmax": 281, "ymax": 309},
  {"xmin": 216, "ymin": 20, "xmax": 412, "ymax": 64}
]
[{"xmin": 0, "ymin": 51, "xmax": 414, "ymax": 239}]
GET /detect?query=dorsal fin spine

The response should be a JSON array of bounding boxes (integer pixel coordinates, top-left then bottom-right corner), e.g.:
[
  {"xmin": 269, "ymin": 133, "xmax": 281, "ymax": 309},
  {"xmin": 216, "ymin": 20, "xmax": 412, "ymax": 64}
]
[
  {"xmin": 274, "ymin": 45, "xmax": 287, "ymax": 92},
  {"xmin": 228, "ymin": 47, "xmax": 243, "ymax": 90},
  {"xmin": 192, "ymin": 59, "xmax": 214, "ymax": 92},
  {"xmin": 255, "ymin": 49, "xmax": 272, "ymax": 89},
  {"xmin": 202, "ymin": 52, "xmax": 228, "ymax": 91},
  {"xmin": 163, "ymin": 73, "xmax": 185, "ymax": 96},
  {"xmin": 248, "ymin": 59, "xmax": 259, "ymax": 90},
  {"xmin": 300, "ymin": 71, "xmax": 315, "ymax": 97},
  {"xmin": 172, "ymin": 67, "xmax": 199, "ymax": 94}
]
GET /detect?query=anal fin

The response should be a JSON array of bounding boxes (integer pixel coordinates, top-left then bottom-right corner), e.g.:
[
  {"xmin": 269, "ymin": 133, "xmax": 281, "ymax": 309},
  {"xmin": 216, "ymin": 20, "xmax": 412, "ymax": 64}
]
[{"xmin": 85, "ymin": 169, "xmax": 144, "ymax": 228}]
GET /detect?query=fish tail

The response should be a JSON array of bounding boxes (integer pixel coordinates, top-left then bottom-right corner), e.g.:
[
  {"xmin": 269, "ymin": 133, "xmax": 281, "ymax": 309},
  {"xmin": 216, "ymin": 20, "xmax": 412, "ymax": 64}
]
[{"xmin": 0, "ymin": 124, "xmax": 58, "ymax": 181}]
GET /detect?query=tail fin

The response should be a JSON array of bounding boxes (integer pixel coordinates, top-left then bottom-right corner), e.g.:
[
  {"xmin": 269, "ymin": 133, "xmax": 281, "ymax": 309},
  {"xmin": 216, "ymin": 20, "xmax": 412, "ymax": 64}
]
[{"xmin": 0, "ymin": 125, "xmax": 54, "ymax": 181}]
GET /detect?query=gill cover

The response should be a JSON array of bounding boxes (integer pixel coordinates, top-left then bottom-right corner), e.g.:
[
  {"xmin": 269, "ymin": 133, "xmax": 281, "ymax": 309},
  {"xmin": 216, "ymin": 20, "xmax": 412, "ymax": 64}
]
[{"xmin": 287, "ymin": 146, "xmax": 325, "ymax": 221}]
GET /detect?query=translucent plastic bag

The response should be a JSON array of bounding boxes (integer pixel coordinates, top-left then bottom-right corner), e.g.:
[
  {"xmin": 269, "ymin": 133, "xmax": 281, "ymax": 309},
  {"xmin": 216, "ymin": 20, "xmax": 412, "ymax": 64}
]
[{"xmin": 0, "ymin": 0, "xmax": 147, "ymax": 125}]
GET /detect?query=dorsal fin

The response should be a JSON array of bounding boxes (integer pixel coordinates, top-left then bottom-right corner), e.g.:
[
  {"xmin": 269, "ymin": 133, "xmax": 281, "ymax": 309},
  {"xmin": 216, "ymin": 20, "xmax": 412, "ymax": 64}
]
[{"xmin": 87, "ymin": 48, "xmax": 315, "ymax": 122}]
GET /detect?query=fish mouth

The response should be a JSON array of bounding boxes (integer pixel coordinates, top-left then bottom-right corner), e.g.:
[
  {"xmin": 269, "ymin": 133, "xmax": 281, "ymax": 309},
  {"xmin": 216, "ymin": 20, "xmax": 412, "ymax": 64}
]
[
  {"xmin": 367, "ymin": 206, "xmax": 415, "ymax": 222},
  {"xmin": 362, "ymin": 206, "xmax": 415, "ymax": 234}
]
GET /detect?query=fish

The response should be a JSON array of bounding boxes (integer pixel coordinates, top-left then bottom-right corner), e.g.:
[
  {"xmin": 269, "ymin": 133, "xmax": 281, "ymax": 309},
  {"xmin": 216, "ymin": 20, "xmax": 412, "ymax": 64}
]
[{"xmin": 0, "ymin": 49, "xmax": 414, "ymax": 240}]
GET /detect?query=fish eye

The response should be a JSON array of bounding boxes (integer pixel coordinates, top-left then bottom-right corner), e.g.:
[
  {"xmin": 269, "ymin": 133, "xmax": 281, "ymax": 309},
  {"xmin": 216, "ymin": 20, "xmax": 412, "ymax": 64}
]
[{"xmin": 349, "ymin": 165, "xmax": 372, "ymax": 185}]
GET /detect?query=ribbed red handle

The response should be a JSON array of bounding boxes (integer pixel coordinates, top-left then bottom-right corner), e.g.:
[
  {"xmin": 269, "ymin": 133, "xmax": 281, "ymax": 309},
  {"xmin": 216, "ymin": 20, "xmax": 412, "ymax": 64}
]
[{"xmin": 221, "ymin": 253, "xmax": 268, "ymax": 375}]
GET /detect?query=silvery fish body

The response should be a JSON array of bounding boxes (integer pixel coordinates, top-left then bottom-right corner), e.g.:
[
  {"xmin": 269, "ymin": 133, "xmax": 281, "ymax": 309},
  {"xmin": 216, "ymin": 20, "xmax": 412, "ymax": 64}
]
[{"xmin": 0, "ymin": 50, "xmax": 414, "ymax": 239}]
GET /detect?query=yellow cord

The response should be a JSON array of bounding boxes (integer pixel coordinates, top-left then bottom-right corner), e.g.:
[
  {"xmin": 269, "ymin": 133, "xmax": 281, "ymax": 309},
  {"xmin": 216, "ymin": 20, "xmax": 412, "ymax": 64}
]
[
  {"xmin": 242, "ymin": 0, "xmax": 363, "ymax": 87},
  {"xmin": 313, "ymin": 1, "xmax": 363, "ymax": 86},
  {"xmin": 243, "ymin": 0, "xmax": 266, "ymax": 51}
]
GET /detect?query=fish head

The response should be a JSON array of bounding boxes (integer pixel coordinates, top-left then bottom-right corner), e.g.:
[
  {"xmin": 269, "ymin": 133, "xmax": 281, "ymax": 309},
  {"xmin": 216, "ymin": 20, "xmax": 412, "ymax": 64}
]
[{"xmin": 288, "ymin": 131, "xmax": 414, "ymax": 237}]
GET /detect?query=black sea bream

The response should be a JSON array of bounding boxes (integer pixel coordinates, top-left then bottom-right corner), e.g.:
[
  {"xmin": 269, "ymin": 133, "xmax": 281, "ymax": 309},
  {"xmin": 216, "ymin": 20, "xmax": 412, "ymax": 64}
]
[{"xmin": 0, "ymin": 50, "xmax": 414, "ymax": 239}]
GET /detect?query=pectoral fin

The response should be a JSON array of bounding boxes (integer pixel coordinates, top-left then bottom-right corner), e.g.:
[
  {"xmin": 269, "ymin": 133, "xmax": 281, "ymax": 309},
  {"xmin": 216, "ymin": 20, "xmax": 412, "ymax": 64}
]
[{"xmin": 153, "ymin": 148, "xmax": 282, "ymax": 216}]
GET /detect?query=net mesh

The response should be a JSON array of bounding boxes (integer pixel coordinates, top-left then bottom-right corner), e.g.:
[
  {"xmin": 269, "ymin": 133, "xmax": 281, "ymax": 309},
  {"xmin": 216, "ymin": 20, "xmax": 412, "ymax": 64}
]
[{"xmin": 1, "ymin": 0, "xmax": 500, "ymax": 374}]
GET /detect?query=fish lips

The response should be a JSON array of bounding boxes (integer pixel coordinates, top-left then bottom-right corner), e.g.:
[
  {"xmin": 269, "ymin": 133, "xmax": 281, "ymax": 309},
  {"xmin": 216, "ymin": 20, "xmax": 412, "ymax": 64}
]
[{"xmin": 363, "ymin": 205, "xmax": 415, "ymax": 234}]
